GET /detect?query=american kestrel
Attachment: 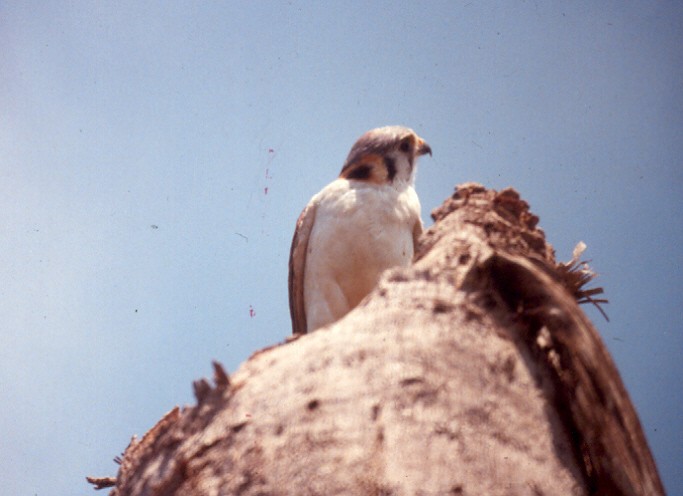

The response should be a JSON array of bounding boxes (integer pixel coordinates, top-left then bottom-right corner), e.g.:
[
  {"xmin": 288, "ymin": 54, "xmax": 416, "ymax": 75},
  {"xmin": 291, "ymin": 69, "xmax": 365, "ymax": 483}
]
[{"xmin": 288, "ymin": 126, "xmax": 432, "ymax": 334}]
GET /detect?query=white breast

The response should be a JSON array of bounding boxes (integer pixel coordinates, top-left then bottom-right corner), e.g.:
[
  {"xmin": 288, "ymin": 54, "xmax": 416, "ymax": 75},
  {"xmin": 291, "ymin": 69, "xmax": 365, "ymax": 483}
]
[{"xmin": 303, "ymin": 178, "xmax": 421, "ymax": 332}]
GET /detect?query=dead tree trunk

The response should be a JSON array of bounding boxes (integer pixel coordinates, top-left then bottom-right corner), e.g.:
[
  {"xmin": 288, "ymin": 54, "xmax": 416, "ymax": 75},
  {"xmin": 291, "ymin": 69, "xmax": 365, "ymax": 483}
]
[{"xmin": 89, "ymin": 184, "xmax": 664, "ymax": 496}]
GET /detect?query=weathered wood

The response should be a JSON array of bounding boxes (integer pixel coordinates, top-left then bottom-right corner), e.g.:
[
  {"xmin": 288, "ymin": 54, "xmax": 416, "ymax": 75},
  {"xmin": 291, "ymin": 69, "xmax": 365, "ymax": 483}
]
[{"xmin": 89, "ymin": 184, "xmax": 664, "ymax": 496}]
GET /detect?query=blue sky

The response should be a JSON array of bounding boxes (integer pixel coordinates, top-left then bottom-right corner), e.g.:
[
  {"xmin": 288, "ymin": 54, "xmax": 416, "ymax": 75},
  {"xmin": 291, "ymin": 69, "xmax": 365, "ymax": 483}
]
[{"xmin": 1, "ymin": 2, "xmax": 681, "ymax": 494}]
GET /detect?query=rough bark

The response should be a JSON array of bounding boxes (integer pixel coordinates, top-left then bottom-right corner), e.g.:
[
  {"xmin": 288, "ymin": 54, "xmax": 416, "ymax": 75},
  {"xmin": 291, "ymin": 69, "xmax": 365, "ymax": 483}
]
[{"xmin": 88, "ymin": 183, "xmax": 664, "ymax": 496}]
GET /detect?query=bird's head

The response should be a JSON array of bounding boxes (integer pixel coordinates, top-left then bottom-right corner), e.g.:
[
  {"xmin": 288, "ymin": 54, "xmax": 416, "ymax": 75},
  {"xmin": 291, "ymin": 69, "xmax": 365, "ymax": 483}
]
[{"xmin": 339, "ymin": 126, "xmax": 431, "ymax": 186}]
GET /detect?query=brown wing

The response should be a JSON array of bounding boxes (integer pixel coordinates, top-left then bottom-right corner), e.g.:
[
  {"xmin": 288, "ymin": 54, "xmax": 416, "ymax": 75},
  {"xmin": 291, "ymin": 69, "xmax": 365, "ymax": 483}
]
[{"xmin": 288, "ymin": 200, "xmax": 318, "ymax": 334}]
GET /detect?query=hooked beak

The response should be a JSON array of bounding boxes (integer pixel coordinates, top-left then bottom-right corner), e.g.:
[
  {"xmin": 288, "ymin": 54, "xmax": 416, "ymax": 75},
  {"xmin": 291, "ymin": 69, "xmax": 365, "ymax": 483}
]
[{"xmin": 416, "ymin": 138, "xmax": 432, "ymax": 157}]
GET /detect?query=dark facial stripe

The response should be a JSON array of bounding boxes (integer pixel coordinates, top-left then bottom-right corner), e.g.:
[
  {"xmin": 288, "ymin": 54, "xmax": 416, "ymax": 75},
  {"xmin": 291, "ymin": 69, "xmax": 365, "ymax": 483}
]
[
  {"xmin": 383, "ymin": 156, "xmax": 396, "ymax": 182},
  {"xmin": 345, "ymin": 164, "xmax": 372, "ymax": 180}
]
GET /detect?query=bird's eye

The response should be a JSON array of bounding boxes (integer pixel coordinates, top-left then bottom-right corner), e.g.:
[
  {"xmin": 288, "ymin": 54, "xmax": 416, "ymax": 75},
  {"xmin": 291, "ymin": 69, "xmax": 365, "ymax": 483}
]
[{"xmin": 399, "ymin": 139, "xmax": 412, "ymax": 153}]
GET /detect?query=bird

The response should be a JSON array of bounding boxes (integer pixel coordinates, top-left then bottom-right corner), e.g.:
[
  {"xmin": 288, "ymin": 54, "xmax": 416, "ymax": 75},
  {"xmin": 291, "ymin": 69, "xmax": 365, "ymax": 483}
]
[{"xmin": 288, "ymin": 126, "xmax": 432, "ymax": 334}]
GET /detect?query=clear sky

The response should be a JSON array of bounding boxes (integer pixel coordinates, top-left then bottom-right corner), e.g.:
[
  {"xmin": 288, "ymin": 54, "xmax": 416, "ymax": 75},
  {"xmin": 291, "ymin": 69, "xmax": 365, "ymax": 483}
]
[{"xmin": 1, "ymin": 2, "xmax": 681, "ymax": 494}]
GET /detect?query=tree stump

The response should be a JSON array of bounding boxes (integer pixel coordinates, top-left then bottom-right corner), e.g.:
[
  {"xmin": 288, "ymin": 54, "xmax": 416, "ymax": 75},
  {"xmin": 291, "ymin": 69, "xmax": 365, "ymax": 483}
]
[{"xmin": 88, "ymin": 183, "xmax": 664, "ymax": 496}]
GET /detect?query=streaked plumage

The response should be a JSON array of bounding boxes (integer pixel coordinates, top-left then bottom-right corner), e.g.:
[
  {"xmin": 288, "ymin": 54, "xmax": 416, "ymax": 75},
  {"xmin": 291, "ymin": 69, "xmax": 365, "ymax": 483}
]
[{"xmin": 288, "ymin": 126, "xmax": 431, "ymax": 334}]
